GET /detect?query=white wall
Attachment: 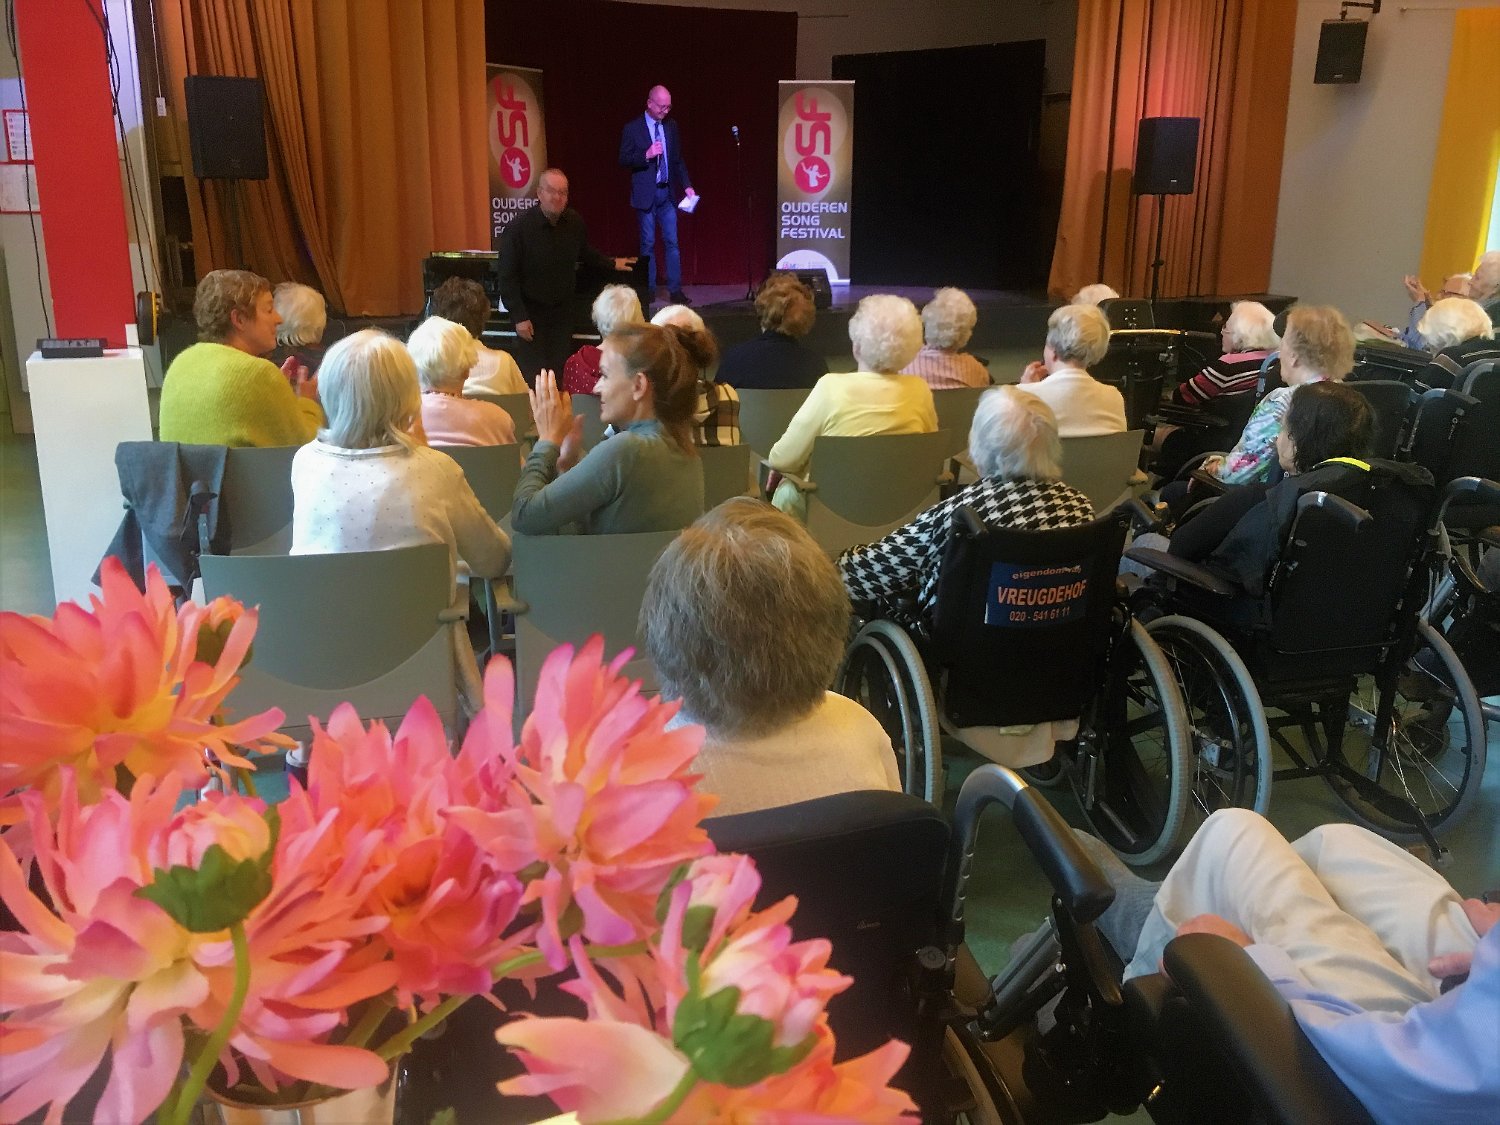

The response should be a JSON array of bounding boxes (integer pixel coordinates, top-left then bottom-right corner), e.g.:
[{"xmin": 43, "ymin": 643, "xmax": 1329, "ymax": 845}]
[{"xmin": 1270, "ymin": 1, "xmax": 1496, "ymax": 326}]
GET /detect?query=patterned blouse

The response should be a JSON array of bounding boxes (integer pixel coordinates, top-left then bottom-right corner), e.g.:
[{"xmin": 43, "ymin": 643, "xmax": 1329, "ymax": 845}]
[
  {"xmin": 837, "ymin": 476, "xmax": 1095, "ymax": 627},
  {"xmin": 1213, "ymin": 379, "xmax": 1324, "ymax": 486},
  {"xmin": 694, "ymin": 380, "xmax": 741, "ymax": 447}
]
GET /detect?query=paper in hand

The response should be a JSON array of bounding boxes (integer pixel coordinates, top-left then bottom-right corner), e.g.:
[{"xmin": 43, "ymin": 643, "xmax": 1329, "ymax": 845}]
[{"xmin": 678, "ymin": 194, "xmax": 700, "ymax": 214}]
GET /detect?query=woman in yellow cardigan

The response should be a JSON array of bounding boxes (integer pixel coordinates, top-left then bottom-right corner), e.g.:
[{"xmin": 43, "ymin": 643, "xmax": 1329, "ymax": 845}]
[{"xmin": 158, "ymin": 270, "xmax": 324, "ymax": 447}]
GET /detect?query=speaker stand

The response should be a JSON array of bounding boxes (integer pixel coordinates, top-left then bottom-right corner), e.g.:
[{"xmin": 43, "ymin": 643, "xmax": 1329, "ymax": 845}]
[
  {"xmin": 1147, "ymin": 192, "xmax": 1166, "ymax": 314},
  {"xmin": 224, "ymin": 179, "xmax": 247, "ymax": 271},
  {"xmin": 734, "ymin": 130, "xmax": 754, "ymax": 301}
]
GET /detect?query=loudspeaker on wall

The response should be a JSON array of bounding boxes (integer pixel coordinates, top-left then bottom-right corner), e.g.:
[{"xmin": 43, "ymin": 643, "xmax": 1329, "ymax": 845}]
[
  {"xmin": 1314, "ymin": 19, "xmax": 1368, "ymax": 84},
  {"xmin": 183, "ymin": 76, "xmax": 269, "ymax": 180},
  {"xmin": 1133, "ymin": 117, "xmax": 1199, "ymax": 196}
]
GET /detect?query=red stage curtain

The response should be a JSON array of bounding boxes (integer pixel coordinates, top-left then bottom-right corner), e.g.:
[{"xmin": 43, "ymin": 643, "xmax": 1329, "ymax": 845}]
[
  {"xmin": 489, "ymin": 0, "xmax": 796, "ymax": 287},
  {"xmin": 157, "ymin": 0, "xmax": 489, "ymax": 315},
  {"xmin": 1048, "ymin": 0, "xmax": 1296, "ymax": 301}
]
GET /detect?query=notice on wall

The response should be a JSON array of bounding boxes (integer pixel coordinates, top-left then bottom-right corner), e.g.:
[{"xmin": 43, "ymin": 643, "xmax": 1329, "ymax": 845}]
[
  {"xmin": 0, "ymin": 163, "xmax": 39, "ymax": 214},
  {"xmin": 774, "ymin": 80, "xmax": 854, "ymax": 285},
  {"xmin": 4, "ymin": 108, "xmax": 31, "ymax": 162},
  {"xmin": 487, "ymin": 65, "xmax": 547, "ymax": 249}
]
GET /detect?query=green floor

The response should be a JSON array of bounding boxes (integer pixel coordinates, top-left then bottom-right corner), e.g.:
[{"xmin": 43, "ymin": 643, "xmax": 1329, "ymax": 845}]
[{"xmin": 2, "ymin": 420, "xmax": 1495, "ymax": 1123}]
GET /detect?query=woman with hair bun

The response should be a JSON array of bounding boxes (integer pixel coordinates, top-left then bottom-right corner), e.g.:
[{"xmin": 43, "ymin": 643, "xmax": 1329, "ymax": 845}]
[{"xmin": 510, "ymin": 323, "xmax": 708, "ymax": 534}]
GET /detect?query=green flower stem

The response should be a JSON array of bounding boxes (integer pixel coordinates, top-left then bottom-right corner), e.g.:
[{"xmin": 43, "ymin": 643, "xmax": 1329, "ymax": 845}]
[
  {"xmin": 373, "ymin": 994, "xmax": 469, "ymax": 1062},
  {"xmin": 343, "ymin": 997, "xmax": 395, "ymax": 1051},
  {"xmin": 599, "ymin": 1068, "xmax": 699, "ymax": 1125},
  {"xmin": 168, "ymin": 922, "xmax": 250, "ymax": 1125}
]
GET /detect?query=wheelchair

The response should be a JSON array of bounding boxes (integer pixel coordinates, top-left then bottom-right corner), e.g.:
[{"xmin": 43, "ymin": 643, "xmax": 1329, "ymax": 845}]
[
  {"xmin": 834, "ymin": 506, "xmax": 1195, "ymax": 866},
  {"xmin": 1126, "ymin": 473, "xmax": 1494, "ymax": 861}
]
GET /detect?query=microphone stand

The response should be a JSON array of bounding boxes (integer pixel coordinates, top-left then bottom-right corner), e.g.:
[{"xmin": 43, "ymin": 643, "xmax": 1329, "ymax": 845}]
[{"xmin": 733, "ymin": 126, "xmax": 754, "ymax": 301}]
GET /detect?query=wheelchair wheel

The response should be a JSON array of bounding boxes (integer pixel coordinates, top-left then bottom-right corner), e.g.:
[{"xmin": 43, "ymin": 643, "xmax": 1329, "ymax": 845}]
[
  {"xmin": 1073, "ymin": 618, "xmax": 1192, "ymax": 866},
  {"xmin": 1328, "ymin": 619, "xmax": 1487, "ymax": 840},
  {"xmin": 1146, "ymin": 616, "xmax": 1272, "ymax": 823},
  {"xmin": 836, "ymin": 620, "xmax": 942, "ymax": 803}
]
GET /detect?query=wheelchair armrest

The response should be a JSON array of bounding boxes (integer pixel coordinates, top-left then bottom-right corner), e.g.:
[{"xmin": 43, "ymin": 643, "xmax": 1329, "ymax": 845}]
[
  {"xmin": 1295, "ymin": 490, "xmax": 1371, "ymax": 529},
  {"xmin": 1122, "ymin": 495, "xmax": 1166, "ymax": 534},
  {"xmin": 1123, "ymin": 548, "xmax": 1237, "ymax": 597},
  {"xmin": 1150, "ymin": 404, "xmax": 1231, "ymax": 430},
  {"xmin": 1012, "ymin": 788, "xmax": 1115, "ymax": 925},
  {"xmin": 1189, "ymin": 469, "xmax": 1229, "ymax": 496},
  {"xmin": 1439, "ymin": 476, "xmax": 1500, "ymax": 520},
  {"xmin": 1154, "ymin": 934, "xmax": 1375, "ymax": 1125}
]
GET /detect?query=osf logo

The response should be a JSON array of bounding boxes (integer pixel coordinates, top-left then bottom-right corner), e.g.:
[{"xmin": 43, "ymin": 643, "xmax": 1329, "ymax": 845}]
[
  {"xmin": 490, "ymin": 72, "xmax": 542, "ymax": 194},
  {"xmin": 780, "ymin": 86, "xmax": 848, "ymax": 200}
]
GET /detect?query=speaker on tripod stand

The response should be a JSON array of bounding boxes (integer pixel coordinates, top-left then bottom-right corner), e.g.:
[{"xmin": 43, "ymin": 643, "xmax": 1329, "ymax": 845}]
[
  {"xmin": 1132, "ymin": 116, "xmax": 1199, "ymax": 309},
  {"xmin": 183, "ymin": 76, "xmax": 270, "ymax": 269}
]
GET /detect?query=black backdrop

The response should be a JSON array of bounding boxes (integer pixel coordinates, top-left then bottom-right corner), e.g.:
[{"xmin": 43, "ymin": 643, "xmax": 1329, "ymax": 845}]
[
  {"xmin": 833, "ymin": 41, "xmax": 1048, "ymax": 290},
  {"xmin": 487, "ymin": 1, "xmax": 795, "ymax": 286}
]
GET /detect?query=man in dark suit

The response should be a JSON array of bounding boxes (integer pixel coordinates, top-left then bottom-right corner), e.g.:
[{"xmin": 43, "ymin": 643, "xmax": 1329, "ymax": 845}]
[{"xmin": 619, "ymin": 85, "xmax": 696, "ymax": 307}]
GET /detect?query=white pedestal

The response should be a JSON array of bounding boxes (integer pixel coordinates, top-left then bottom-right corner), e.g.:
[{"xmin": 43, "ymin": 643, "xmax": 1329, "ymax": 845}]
[{"xmin": 27, "ymin": 348, "xmax": 153, "ymax": 608}]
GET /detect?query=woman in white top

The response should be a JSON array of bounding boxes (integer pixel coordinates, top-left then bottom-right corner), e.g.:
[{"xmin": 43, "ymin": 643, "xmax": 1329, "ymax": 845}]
[
  {"xmin": 642, "ymin": 498, "xmax": 900, "ymax": 817},
  {"xmin": 427, "ymin": 276, "xmax": 529, "ymax": 396},
  {"xmin": 1015, "ymin": 303, "xmax": 1127, "ymax": 437},
  {"xmin": 291, "ymin": 329, "xmax": 510, "ymax": 707},
  {"xmin": 766, "ymin": 294, "xmax": 937, "ymax": 516}
]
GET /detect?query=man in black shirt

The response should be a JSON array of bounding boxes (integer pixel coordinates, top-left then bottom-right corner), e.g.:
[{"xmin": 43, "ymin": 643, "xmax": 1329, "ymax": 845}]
[{"xmin": 498, "ymin": 167, "xmax": 632, "ymax": 382}]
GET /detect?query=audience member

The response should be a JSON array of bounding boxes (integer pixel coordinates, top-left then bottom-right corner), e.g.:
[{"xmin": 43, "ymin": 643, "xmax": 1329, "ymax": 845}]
[
  {"xmin": 428, "ymin": 276, "xmax": 528, "ymax": 397},
  {"xmin": 562, "ymin": 284, "xmax": 644, "ymax": 395},
  {"xmin": 1014, "ymin": 304, "xmax": 1126, "ymax": 437},
  {"xmin": 268, "ymin": 282, "xmax": 329, "ymax": 377},
  {"xmin": 408, "ymin": 316, "xmax": 516, "ymax": 447},
  {"xmin": 651, "ymin": 303, "xmax": 738, "ymax": 446},
  {"xmin": 1471, "ymin": 250, "xmax": 1500, "ymax": 325},
  {"xmin": 289, "ymin": 329, "xmax": 510, "ymax": 705},
  {"xmin": 1081, "ymin": 809, "xmax": 1496, "ymax": 1125},
  {"xmin": 903, "ymin": 287, "xmax": 990, "ymax": 390},
  {"xmin": 766, "ymin": 294, "xmax": 936, "ymax": 517},
  {"xmin": 642, "ymin": 498, "xmax": 900, "ymax": 816},
  {"xmin": 159, "ymin": 269, "xmax": 323, "ymax": 447},
  {"xmin": 1395, "ymin": 270, "xmax": 1474, "ymax": 348},
  {"xmin": 1171, "ymin": 301, "xmax": 1280, "ymax": 405},
  {"xmin": 1414, "ymin": 296, "xmax": 1500, "ymax": 389},
  {"xmin": 1072, "ymin": 283, "xmax": 1120, "ymax": 307},
  {"xmin": 716, "ymin": 273, "xmax": 826, "ymax": 390},
  {"xmin": 511, "ymin": 323, "xmax": 706, "ymax": 535}
]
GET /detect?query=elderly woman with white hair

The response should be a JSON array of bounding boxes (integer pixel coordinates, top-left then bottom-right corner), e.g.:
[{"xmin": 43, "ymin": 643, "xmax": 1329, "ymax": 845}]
[
  {"xmin": 270, "ymin": 282, "xmax": 329, "ymax": 376},
  {"xmin": 1415, "ymin": 296, "xmax": 1500, "ymax": 389},
  {"xmin": 643, "ymin": 499, "xmax": 900, "ymax": 817},
  {"xmin": 1016, "ymin": 303, "xmax": 1126, "ymax": 437},
  {"xmin": 408, "ymin": 316, "xmax": 516, "ymax": 447},
  {"xmin": 902, "ymin": 287, "xmax": 990, "ymax": 390},
  {"xmin": 291, "ymin": 329, "xmax": 511, "ymax": 707},
  {"xmin": 652, "ymin": 303, "xmax": 738, "ymax": 446},
  {"xmin": 562, "ymin": 284, "xmax": 644, "ymax": 395},
  {"xmin": 766, "ymin": 293, "xmax": 937, "ymax": 516},
  {"xmin": 1072, "ymin": 283, "xmax": 1120, "ymax": 307},
  {"xmin": 1172, "ymin": 301, "xmax": 1280, "ymax": 405}
]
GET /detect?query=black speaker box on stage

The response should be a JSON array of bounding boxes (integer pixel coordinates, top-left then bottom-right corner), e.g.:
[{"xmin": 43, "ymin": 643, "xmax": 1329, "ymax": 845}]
[
  {"xmin": 184, "ymin": 76, "xmax": 269, "ymax": 180},
  {"xmin": 792, "ymin": 269, "xmax": 834, "ymax": 311},
  {"xmin": 1314, "ymin": 19, "xmax": 1369, "ymax": 84},
  {"xmin": 1133, "ymin": 117, "xmax": 1199, "ymax": 196}
]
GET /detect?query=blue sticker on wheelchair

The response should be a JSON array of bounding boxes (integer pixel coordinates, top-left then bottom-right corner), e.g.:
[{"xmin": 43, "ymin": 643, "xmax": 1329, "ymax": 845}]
[{"xmin": 985, "ymin": 562, "xmax": 1089, "ymax": 627}]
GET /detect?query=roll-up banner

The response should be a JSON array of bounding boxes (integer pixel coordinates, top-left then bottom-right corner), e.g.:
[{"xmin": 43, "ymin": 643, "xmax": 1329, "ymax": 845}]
[
  {"xmin": 487, "ymin": 65, "xmax": 547, "ymax": 249},
  {"xmin": 775, "ymin": 80, "xmax": 854, "ymax": 284}
]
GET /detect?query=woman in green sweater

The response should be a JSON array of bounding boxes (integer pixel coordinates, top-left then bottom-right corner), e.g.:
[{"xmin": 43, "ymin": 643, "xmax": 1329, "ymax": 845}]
[
  {"xmin": 159, "ymin": 269, "xmax": 324, "ymax": 447},
  {"xmin": 511, "ymin": 323, "xmax": 707, "ymax": 535}
]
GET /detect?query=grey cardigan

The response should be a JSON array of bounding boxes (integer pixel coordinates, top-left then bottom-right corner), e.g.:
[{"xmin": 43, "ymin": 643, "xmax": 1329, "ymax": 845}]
[{"xmin": 510, "ymin": 418, "xmax": 705, "ymax": 535}]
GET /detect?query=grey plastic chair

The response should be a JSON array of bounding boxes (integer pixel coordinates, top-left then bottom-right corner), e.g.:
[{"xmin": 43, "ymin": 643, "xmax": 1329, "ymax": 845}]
[
  {"xmin": 572, "ymin": 394, "xmax": 607, "ymax": 450},
  {"xmin": 433, "ymin": 443, "xmax": 523, "ymax": 529},
  {"xmin": 932, "ymin": 386, "xmax": 987, "ymax": 456},
  {"xmin": 781, "ymin": 431, "xmax": 954, "ymax": 556},
  {"xmin": 467, "ymin": 391, "xmax": 534, "ymax": 444},
  {"xmin": 502, "ymin": 530, "xmax": 679, "ymax": 718},
  {"xmin": 700, "ymin": 444, "xmax": 755, "ymax": 509},
  {"xmin": 200, "ymin": 542, "xmax": 464, "ymax": 738},
  {"xmin": 1059, "ymin": 430, "xmax": 1145, "ymax": 514},
  {"xmin": 220, "ymin": 445, "xmax": 299, "ymax": 554},
  {"xmin": 737, "ymin": 387, "xmax": 813, "ymax": 459}
]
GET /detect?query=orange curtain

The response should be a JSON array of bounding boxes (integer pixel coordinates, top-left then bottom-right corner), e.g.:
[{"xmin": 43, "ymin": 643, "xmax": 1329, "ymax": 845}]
[
  {"xmin": 1048, "ymin": 0, "xmax": 1296, "ymax": 301},
  {"xmin": 156, "ymin": 0, "xmax": 488, "ymax": 315}
]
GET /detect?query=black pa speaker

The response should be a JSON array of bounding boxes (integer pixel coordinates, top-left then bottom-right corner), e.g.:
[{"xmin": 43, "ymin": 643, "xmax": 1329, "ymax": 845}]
[
  {"xmin": 184, "ymin": 76, "xmax": 269, "ymax": 180},
  {"xmin": 792, "ymin": 269, "xmax": 834, "ymax": 310},
  {"xmin": 1314, "ymin": 19, "xmax": 1368, "ymax": 84},
  {"xmin": 1133, "ymin": 117, "xmax": 1199, "ymax": 196}
]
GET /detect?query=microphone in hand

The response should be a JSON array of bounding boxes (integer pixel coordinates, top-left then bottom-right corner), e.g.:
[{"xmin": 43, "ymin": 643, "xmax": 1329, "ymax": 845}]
[{"xmin": 731, "ymin": 124, "xmax": 740, "ymax": 143}]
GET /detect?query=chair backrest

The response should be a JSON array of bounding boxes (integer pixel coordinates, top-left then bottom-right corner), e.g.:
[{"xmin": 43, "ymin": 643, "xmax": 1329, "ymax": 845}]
[
  {"xmin": 200, "ymin": 542, "xmax": 458, "ymax": 734},
  {"xmin": 1453, "ymin": 362, "xmax": 1500, "ymax": 482},
  {"xmin": 1059, "ymin": 430, "xmax": 1145, "ymax": 513},
  {"xmin": 433, "ymin": 443, "xmax": 523, "ymax": 528},
  {"xmin": 706, "ymin": 790, "xmax": 951, "ymax": 1108},
  {"xmin": 467, "ymin": 390, "xmax": 534, "ymax": 442},
  {"xmin": 928, "ymin": 508, "xmax": 1130, "ymax": 727},
  {"xmin": 220, "ymin": 445, "xmax": 299, "ymax": 554},
  {"xmin": 1264, "ymin": 473, "xmax": 1435, "ymax": 679},
  {"xmin": 698, "ymin": 443, "xmax": 754, "ymax": 509},
  {"xmin": 737, "ymin": 387, "xmax": 813, "ymax": 458},
  {"xmin": 1257, "ymin": 355, "xmax": 1283, "ymax": 396},
  {"xmin": 1099, "ymin": 297, "xmax": 1154, "ymax": 329},
  {"xmin": 572, "ymin": 393, "xmax": 606, "ymax": 450},
  {"xmin": 1347, "ymin": 380, "xmax": 1413, "ymax": 460},
  {"xmin": 1349, "ymin": 339, "xmax": 1429, "ymax": 385},
  {"xmin": 803, "ymin": 431, "xmax": 953, "ymax": 556},
  {"xmin": 509, "ymin": 530, "xmax": 679, "ymax": 715},
  {"xmin": 932, "ymin": 386, "xmax": 987, "ymax": 456}
]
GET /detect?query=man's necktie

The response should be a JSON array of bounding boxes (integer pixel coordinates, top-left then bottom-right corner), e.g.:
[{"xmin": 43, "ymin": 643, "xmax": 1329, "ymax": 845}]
[{"xmin": 653, "ymin": 121, "xmax": 666, "ymax": 184}]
